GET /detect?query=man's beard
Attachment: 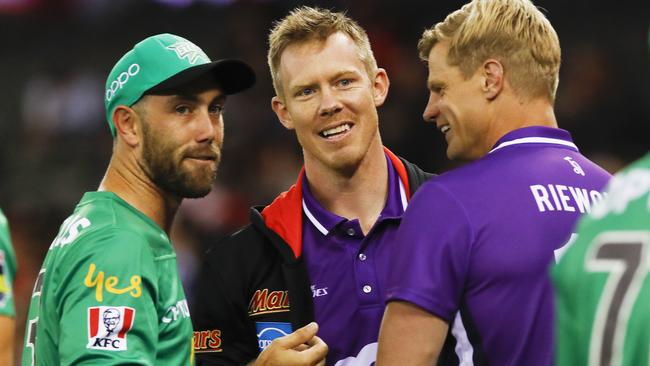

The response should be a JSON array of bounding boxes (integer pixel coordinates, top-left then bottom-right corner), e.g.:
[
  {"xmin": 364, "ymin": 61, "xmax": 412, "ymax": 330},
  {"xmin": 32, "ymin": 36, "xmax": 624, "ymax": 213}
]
[{"xmin": 141, "ymin": 123, "xmax": 220, "ymax": 199}]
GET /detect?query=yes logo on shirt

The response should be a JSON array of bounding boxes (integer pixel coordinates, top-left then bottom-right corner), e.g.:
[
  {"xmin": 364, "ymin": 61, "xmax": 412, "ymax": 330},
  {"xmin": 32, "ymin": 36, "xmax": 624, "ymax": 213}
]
[
  {"xmin": 255, "ymin": 322, "xmax": 292, "ymax": 351},
  {"xmin": 87, "ymin": 306, "xmax": 135, "ymax": 351}
]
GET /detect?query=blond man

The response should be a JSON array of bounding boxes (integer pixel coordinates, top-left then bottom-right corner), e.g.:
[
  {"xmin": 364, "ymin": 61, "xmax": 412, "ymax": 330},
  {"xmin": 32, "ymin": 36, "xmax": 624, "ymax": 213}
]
[
  {"xmin": 377, "ymin": 0, "xmax": 610, "ymax": 365},
  {"xmin": 192, "ymin": 6, "xmax": 431, "ymax": 366}
]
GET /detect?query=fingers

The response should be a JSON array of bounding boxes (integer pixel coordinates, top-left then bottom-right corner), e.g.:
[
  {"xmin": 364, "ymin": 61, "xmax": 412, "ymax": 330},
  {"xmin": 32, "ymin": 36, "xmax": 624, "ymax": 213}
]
[
  {"xmin": 254, "ymin": 323, "xmax": 328, "ymax": 366},
  {"xmin": 297, "ymin": 335, "xmax": 328, "ymax": 363},
  {"xmin": 274, "ymin": 322, "xmax": 319, "ymax": 349}
]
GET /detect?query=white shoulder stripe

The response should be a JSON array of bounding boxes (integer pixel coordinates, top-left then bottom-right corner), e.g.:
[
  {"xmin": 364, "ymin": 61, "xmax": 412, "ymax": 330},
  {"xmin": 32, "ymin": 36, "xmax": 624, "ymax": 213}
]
[
  {"xmin": 302, "ymin": 199, "xmax": 329, "ymax": 236},
  {"xmin": 489, "ymin": 137, "xmax": 579, "ymax": 154}
]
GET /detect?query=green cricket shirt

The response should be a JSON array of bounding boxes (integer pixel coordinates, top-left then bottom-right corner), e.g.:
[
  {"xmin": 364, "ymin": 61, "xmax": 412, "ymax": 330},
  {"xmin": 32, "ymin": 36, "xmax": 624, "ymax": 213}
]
[
  {"xmin": 22, "ymin": 192, "xmax": 193, "ymax": 365},
  {"xmin": 553, "ymin": 153, "xmax": 650, "ymax": 366}
]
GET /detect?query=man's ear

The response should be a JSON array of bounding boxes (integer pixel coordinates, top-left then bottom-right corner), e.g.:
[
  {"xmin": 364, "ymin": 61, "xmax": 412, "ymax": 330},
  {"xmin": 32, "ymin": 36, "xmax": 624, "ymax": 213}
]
[
  {"xmin": 112, "ymin": 105, "xmax": 140, "ymax": 146},
  {"xmin": 482, "ymin": 59, "xmax": 504, "ymax": 101},
  {"xmin": 372, "ymin": 68, "xmax": 390, "ymax": 107},
  {"xmin": 271, "ymin": 96, "xmax": 294, "ymax": 130}
]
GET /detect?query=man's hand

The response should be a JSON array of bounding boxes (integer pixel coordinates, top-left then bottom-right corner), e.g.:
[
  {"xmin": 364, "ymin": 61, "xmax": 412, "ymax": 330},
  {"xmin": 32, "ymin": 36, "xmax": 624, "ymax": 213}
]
[{"xmin": 253, "ymin": 322, "xmax": 328, "ymax": 366}]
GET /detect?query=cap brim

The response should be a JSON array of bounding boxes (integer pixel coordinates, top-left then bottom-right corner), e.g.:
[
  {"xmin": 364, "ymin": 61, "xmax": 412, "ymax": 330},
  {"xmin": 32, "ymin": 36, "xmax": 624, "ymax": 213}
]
[{"xmin": 146, "ymin": 59, "xmax": 256, "ymax": 96}]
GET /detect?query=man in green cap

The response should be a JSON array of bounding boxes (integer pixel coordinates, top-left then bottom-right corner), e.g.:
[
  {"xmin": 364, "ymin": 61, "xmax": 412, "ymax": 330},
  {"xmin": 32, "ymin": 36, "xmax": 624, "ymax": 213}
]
[{"xmin": 21, "ymin": 33, "xmax": 256, "ymax": 365}]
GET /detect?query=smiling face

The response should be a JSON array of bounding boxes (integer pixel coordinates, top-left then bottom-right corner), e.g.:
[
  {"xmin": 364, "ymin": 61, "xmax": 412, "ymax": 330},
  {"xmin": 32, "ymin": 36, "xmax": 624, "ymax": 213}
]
[
  {"xmin": 271, "ymin": 32, "xmax": 388, "ymax": 174},
  {"xmin": 423, "ymin": 42, "xmax": 489, "ymax": 161},
  {"xmin": 135, "ymin": 84, "xmax": 226, "ymax": 198}
]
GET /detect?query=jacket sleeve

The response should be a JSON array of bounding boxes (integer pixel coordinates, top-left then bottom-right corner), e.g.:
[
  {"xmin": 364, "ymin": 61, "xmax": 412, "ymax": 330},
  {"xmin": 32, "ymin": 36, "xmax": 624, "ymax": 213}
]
[{"xmin": 192, "ymin": 235, "xmax": 260, "ymax": 366}]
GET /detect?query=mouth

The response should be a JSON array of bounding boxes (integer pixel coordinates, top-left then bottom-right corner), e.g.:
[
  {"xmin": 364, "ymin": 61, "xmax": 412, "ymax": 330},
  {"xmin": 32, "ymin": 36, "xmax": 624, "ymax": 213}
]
[
  {"xmin": 187, "ymin": 155, "xmax": 217, "ymax": 162},
  {"xmin": 439, "ymin": 124, "xmax": 450, "ymax": 135},
  {"xmin": 318, "ymin": 122, "xmax": 353, "ymax": 139},
  {"xmin": 185, "ymin": 150, "xmax": 219, "ymax": 165}
]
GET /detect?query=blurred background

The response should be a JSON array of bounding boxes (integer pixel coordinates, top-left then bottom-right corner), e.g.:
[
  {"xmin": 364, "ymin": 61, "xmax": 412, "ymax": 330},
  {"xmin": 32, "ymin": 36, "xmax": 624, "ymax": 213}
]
[{"xmin": 0, "ymin": 0, "xmax": 648, "ymax": 361}]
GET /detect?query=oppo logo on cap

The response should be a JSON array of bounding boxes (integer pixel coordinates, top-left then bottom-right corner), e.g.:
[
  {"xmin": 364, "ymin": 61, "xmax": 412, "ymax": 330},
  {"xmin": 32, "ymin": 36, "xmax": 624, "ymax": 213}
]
[{"xmin": 105, "ymin": 63, "xmax": 141, "ymax": 102}]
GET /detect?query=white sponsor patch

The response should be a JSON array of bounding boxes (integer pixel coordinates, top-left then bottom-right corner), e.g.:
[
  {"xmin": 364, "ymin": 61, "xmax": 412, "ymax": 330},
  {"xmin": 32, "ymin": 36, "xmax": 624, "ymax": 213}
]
[{"xmin": 87, "ymin": 306, "xmax": 135, "ymax": 351}]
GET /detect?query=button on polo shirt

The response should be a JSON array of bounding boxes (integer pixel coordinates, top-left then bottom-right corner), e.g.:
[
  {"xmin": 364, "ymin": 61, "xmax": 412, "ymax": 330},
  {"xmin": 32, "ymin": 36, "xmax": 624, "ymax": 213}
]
[{"xmin": 301, "ymin": 153, "xmax": 408, "ymax": 365}]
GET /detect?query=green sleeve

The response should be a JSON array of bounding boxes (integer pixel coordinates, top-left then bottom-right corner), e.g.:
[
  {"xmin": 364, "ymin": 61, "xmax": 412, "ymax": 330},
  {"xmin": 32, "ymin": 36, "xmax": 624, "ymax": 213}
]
[
  {"xmin": 0, "ymin": 209, "xmax": 16, "ymax": 318},
  {"xmin": 552, "ymin": 218, "xmax": 595, "ymax": 366},
  {"xmin": 55, "ymin": 229, "xmax": 158, "ymax": 365},
  {"xmin": 552, "ymin": 258, "xmax": 583, "ymax": 366}
]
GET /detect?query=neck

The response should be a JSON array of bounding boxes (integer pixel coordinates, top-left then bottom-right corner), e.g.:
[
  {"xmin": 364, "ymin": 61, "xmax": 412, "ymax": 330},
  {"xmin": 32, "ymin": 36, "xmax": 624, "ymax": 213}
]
[
  {"xmin": 98, "ymin": 153, "xmax": 180, "ymax": 234},
  {"xmin": 484, "ymin": 95, "xmax": 558, "ymax": 154},
  {"xmin": 304, "ymin": 138, "xmax": 388, "ymax": 235}
]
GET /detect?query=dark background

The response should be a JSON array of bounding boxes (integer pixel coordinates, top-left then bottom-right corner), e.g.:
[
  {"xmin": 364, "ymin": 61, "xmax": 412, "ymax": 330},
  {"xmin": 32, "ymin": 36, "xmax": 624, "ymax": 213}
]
[{"xmin": 1, "ymin": 0, "xmax": 648, "ymax": 361}]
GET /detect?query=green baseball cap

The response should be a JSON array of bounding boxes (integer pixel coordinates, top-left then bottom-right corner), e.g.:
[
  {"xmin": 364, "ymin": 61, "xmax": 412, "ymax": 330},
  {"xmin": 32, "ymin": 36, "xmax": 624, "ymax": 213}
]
[{"xmin": 104, "ymin": 33, "xmax": 256, "ymax": 136}]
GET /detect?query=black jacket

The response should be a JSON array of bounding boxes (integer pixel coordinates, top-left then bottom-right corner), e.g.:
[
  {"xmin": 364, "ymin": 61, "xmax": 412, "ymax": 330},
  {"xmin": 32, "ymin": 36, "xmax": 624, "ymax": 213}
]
[{"xmin": 192, "ymin": 149, "xmax": 432, "ymax": 365}]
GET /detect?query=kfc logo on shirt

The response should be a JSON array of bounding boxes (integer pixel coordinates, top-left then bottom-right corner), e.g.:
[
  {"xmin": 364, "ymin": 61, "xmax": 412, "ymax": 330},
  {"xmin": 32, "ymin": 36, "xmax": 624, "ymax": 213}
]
[{"xmin": 87, "ymin": 306, "xmax": 135, "ymax": 351}]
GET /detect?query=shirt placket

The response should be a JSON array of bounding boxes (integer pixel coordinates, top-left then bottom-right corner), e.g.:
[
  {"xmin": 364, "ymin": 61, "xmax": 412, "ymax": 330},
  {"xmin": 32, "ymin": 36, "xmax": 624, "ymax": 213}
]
[{"xmin": 339, "ymin": 221, "xmax": 381, "ymax": 306}]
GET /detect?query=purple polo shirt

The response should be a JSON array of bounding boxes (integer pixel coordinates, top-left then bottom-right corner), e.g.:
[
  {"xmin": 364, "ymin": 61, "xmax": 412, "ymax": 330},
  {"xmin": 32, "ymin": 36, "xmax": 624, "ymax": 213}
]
[
  {"xmin": 302, "ymin": 153, "xmax": 408, "ymax": 365},
  {"xmin": 386, "ymin": 127, "xmax": 611, "ymax": 365}
]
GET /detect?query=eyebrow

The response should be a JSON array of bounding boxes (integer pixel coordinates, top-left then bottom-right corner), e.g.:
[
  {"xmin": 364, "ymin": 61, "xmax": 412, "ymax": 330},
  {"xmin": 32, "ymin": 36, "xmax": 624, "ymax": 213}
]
[
  {"xmin": 289, "ymin": 69, "xmax": 360, "ymax": 95},
  {"xmin": 166, "ymin": 94, "xmax": 199, "ymax": 104},
  {"xmin": 427, "ymin": 79, "xmax": 446, "ymax": 90},
  {"xmin": 210, "ymin": 94, "xmax": 227, "ymax": 105},
  {"xmin": 165, "ymin": 93, "xmax": 227, "ymax": 105},
  {"xmin": 288, "ymin": 82, "xmax": 315, "ymax": 96},
  {"xmin": 330, "ymin": 69, "xmax": 358, "ymax": 81}
]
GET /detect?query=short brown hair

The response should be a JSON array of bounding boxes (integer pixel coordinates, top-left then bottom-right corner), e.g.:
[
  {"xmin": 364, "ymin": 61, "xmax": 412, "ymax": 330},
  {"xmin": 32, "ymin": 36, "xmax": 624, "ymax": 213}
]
[
  {"xmin": 267, "ymin": 6, "xmax": 377, "ymax": 98},
  {"xmin": 418, "ymin": 0, "xmax": 561, "ymax": 102}
]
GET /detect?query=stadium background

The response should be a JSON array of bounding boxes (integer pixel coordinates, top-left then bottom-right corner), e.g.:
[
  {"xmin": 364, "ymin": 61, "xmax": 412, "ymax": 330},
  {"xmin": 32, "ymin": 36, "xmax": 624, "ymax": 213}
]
[{"xmin": 0, "ymin": 0, "xmax": 648, "ymax": 361}]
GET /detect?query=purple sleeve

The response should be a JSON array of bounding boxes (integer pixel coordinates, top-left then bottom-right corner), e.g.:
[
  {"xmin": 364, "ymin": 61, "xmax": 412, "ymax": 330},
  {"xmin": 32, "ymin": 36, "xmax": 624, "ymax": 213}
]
[{"xmin": 386, "ymin": 182, "xmax": 473, "ymax": 323}]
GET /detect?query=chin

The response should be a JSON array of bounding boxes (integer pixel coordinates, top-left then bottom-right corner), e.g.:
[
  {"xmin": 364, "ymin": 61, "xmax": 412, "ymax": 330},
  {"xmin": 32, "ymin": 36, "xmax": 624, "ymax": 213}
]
[
  {"xmin": 170, "ymin": 173, "xmax": 215, "ymax": 199},
  {"xmin": 177, "ymin": 179, "xmax": 213, "ymax": 198},
  {"xmin": 326, "ymin": 153, "xmax": 365, "ymax": 175}
]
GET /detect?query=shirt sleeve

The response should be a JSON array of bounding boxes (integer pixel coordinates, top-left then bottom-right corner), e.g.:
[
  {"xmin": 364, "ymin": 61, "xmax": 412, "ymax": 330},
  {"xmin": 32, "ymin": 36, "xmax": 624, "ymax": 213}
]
[
  {"xmin": 55, "ymin": 229, "xmax": 158, "ymax": 365},
  {"xmin": 192, "ymin": 243, "xmax": 259, "ymax": 366},
  {"xmin": 386, "ymin": 181, "xmax": 474, "ymax": 323},
  {"xmin": 0, "ymin": 211, "xmax": 16, "ymax": 318}
]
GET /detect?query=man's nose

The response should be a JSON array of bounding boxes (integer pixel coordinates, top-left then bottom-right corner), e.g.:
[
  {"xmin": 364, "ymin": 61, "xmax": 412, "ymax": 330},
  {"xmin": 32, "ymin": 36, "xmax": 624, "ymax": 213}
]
[
  {"xmin": 318, "ymin": 88, "xmax": 343, "ymax": 117},
  {"xmin": 423, "ymin": 93, "xmax": 440, "ymax": 123}
]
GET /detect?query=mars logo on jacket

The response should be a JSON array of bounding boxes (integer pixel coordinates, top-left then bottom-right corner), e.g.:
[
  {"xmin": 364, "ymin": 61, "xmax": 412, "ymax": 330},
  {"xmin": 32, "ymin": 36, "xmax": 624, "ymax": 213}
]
[
  {"xmin": 255, "ymin": 322, "xmax": 292, "ymax": 351},
  {"xmin": 248, "ymin": 289, "xmax": 289, "ymax": 316},
  {"xmin": 193, "ymin": 329, "xmax": 222, "ymax": 353},
  {"xmin": 87, "ymin": 306, "xmax": 135, "ymax": 351}
]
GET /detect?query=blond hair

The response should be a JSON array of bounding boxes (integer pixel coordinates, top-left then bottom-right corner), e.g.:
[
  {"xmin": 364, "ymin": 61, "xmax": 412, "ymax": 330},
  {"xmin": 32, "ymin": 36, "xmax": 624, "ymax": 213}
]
[
  {"xmin": 418, "ymin": 0, "xmax": 561, "ymax": 102},
  {"xmin": 267, "ymin": 6, "xmax": 378, "ymax": 98}
]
